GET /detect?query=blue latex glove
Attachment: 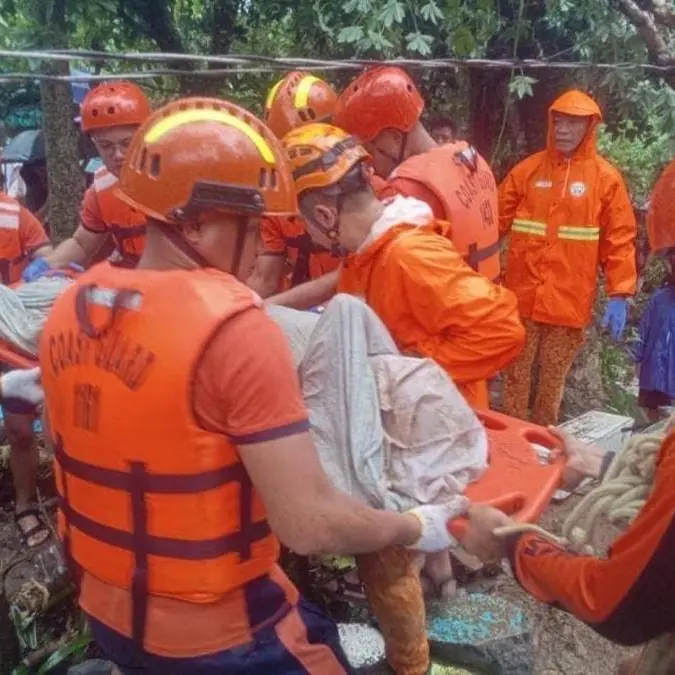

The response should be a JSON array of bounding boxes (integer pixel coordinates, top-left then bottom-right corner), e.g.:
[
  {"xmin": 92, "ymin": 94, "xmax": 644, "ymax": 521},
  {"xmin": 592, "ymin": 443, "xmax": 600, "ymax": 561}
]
[
  {"xmin": 21, "ymin": 257, "xmax": 53, "ymax": 282},
  {"xmin": 22, "ymin": 259, "xmax": 84, "ymax": 283},
  {"xmin": 602, "ymin": 297, "xmax": 628, "ymax": 341}
]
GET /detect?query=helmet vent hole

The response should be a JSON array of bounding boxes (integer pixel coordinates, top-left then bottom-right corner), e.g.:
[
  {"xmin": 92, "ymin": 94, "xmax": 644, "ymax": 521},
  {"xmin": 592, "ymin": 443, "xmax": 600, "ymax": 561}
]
[
  {"xmin": 195, "ymin": 101, "xmax": 205, "ymax": 109},
  {"xmin": 139, "ymin": 148, "xmax": 147, "ymax": 172},
  {"xmin": 259, "ymin": 168, "xmax": 269, "ymax": 188},
  {"xmin": 150, "ymin": 154, "xmax": 161, "ymax": 177},
  {"xmin": 178, "ymin": 102, "xmax": 188, "ymax": 111},
  {"xmin": 91, "ymin": 109, "xmax": 99, "ymax": 117},
  {"xmin": 270, "ymin": 169, "xmax": 278, "ymax": 189},
  {"xmin": 107, "ymin": 106, "xmax": 115, "ymax": 115}
]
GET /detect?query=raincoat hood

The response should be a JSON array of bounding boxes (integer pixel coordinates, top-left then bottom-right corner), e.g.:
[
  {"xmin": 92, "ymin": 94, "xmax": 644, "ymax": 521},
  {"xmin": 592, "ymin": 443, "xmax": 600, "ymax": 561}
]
[{"xmin": 547, "ymin": 90, "xmax": 603, "ymax": 160}]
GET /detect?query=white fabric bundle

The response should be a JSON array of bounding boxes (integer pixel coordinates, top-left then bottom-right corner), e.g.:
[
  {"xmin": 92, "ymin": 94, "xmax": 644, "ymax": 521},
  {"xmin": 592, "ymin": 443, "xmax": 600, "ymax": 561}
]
[{"xmin": 266, "ymin": 294, "xmax": 487, "ymax": 511}]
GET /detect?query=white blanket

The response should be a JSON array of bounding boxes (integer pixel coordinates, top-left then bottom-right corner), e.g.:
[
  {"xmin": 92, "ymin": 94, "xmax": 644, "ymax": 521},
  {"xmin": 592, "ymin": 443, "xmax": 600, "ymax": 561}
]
[{"xmin": 266, "ymin": 294, "xmax": 487, "ymax": 511}]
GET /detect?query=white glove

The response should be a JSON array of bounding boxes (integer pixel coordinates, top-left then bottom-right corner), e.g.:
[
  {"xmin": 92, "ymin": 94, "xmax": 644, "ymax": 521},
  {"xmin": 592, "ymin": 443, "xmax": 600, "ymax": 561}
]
[
  {"xmin": 406, "ymin": 498, "xmax": 469, "ymax": 553},
  {"xmin": 1, "ymin": 367, "xmax": 44, "ymax": 405}
]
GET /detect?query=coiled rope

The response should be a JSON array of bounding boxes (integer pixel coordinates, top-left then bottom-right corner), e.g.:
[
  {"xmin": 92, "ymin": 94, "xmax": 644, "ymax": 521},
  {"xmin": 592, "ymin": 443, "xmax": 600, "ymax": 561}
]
[{"xmin": 494, "ymin": 417, "xmax": 674, "ymax": 554}]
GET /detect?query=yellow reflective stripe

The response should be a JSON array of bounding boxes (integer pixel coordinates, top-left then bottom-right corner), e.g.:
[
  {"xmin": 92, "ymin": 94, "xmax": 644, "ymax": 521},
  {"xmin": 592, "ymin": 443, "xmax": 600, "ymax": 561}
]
[
  {"xmin": 144, "ymin": 110, "xmax": 276, "ymax": 164},
  {"xmin": 559, "ymin": 232, "xmax": 600, "ymax": 241},
  {"xmin": 558, "ymin": 226, "xmax": 600, "ymax": 241},
  {"xmin": 294, "ymin": 76, "xmax": 321, "ymax": 108},
  {"xmin": 513, "ymin": 219, "xmax": 547, "ymax": 235},
  {"xmin": 265, "ymin": 78, "xmax": 284, "ymax": 111}
]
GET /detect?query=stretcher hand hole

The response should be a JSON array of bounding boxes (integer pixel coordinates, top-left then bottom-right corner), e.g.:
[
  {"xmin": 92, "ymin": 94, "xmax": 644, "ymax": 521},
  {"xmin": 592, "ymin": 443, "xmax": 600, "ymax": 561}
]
[{"xmin": 448, "ymin": 411, "xmax": 568, "ymax": 539}]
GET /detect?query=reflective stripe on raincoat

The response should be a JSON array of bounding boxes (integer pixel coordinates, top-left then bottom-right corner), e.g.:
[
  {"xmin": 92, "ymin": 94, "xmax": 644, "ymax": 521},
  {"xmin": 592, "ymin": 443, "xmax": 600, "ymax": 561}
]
[{"xmin": 498, "ymin": 90, "xmax": 637, "ymax": 328}]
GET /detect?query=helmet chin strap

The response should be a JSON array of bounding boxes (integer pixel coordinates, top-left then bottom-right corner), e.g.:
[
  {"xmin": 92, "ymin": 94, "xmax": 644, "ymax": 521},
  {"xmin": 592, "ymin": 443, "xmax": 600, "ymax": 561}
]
[{"xmin": 376, "ymin": 131, "xmax": 409, "ymax": 171}]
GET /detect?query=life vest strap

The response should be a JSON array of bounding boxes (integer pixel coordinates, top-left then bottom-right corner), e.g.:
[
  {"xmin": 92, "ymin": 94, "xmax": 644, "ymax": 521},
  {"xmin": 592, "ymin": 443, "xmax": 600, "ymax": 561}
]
[{"xmin": 466, "ymin": 238, "xmax": 501, "ymax": 278}]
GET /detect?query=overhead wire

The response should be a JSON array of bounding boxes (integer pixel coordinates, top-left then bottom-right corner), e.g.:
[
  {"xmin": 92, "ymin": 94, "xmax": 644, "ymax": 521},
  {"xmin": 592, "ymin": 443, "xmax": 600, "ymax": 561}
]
[{"xmin": 0, "ymin": 48, "xmax": 675, "ymax": 82}]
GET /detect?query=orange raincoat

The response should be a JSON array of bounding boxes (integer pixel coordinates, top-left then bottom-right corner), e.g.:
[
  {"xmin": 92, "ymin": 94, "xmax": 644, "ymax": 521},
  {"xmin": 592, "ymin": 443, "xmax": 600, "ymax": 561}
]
[
  {"xmin": 498, "ymin": 90, "xmax": 637, "ymax": 328},
  {"xmin": 339, "ymin": 197, "xmax": 525, "ymax": 408}
]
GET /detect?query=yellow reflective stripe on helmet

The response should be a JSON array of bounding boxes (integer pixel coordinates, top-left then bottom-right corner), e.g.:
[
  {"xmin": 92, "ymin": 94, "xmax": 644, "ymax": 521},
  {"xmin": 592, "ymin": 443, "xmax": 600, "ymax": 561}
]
[
  {"xmin": 294, "ymin": 76, "xmax": 322, "ymax": 109},
  {"xmin": 558, "ymin": 226, "xmax": 600, "ymax": 241},
  {"xmin": 265, "ymin": 78, "xmax": 285, "ymax": 111},
  {"xmin": 144, "ymin": 110, "xmax": 276, "ymax": 164},
  {"xmin": 512, "ymin": 219, "xmax": 547, "ymax": 235}
]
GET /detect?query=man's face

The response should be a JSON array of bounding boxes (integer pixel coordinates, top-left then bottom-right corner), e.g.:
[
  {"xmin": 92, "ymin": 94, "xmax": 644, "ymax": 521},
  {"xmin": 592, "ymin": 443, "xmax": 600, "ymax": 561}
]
[
  {"xmin": 431, "ymin": 125, "xmax": 454, "ymax": 145},
  {"xmin": 553, "ymin": 113, "xmax": 591, "ymax": 157},
  {"xmin": 91, "ymin": 125, "xmax": 139, "ymax": 177},
  {"xmin": 364, "ymin": 129, "xmax": 404, "ymax": 178},
  {"xmin": 193, "ymin": 215, "xmax": 261, "ymax": 279}
]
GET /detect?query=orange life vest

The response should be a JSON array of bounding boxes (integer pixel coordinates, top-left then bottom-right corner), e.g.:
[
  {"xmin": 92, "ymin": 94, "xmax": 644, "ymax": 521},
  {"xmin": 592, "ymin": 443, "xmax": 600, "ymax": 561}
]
[
  {"xmin": 92, "ymin": 168, "xmax": 147, "ymax": 266},
  {"xmin": 0, "ymin": 193, "xmax": 31, "ymax": 284},
  {"xmin": 39, "ymin": 263, "xmax": 279, "ymax": 643},
  {"xmin": 391, "ymin": 143, "xmax": 501, "ymax": 281}
]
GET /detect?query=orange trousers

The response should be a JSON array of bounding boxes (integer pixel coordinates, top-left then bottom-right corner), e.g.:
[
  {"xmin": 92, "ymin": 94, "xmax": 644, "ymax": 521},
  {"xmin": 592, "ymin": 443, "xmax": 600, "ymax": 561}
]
[
  {"xmin": 502, "ymin": 319, "xmax": 585, "ymax": 426},
  {"xmin": 356, "ymin": 546, "xmax": 429, "ymax": 675}
]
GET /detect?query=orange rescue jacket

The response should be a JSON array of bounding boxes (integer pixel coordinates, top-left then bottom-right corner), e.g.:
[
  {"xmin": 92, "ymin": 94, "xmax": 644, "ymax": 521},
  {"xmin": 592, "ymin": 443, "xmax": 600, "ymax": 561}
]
[
  {"xmin": 338, "ymin": 217, "xmax": 524, "ymax": 407},
  {"xmin": 498, "ymin": 90, "xmax": 637, "ymax": 328},
  {"xmin": 39, "ymin": 263, "xmax": 279, "ymax": 642},
  {"xmin": 92, "ymin": 168, "xmax": 147, "ymax": 266},
  {"xmin": 390, "ymin": 142, "xmax": 501, "ymax": 281},
  {"xmin": 0, "ymin": 194, "xmax": 31, "ymax": 284}
]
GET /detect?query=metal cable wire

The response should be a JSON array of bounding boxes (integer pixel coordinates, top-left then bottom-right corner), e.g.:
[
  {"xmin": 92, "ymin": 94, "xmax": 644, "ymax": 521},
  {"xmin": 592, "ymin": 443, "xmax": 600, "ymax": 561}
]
[{"xmin": 0, "ymin": 48, "xmax": 674, "ymax": 82}]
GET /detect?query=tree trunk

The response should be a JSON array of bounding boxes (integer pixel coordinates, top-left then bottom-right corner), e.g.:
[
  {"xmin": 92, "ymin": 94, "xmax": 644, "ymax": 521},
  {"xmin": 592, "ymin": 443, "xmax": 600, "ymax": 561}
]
[
  {"xmin": 468, "ymin": 68, "xmax": 511, "ymax": 168},
  {"xmin": 37, "ymin": 0, "xmax": 85, "ymax": 243}
]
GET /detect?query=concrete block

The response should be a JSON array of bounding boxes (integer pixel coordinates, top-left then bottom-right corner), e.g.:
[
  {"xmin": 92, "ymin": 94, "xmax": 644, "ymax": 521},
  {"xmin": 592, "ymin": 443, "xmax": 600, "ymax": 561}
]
[
  {"xmin": 558, "ymin": 410, "xmax": 633, "ymax": 454},
  {"xmin": 426, "ymin": 592, "xmax": 534, "ymax": 675}
]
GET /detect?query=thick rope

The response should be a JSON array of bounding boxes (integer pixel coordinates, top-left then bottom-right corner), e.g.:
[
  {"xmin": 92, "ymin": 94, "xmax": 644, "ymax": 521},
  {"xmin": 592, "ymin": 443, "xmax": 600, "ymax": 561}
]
[{"xmin": 493, "ymin": 417, "xmax": 674, "ymax": 554}]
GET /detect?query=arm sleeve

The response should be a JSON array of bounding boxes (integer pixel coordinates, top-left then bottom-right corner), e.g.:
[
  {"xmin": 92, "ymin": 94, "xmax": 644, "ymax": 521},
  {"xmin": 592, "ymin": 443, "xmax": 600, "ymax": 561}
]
[
  {"xmin": 18, "ymin": 206, "xmax": 49, "ymax": 254},
  {"xmin": 505, "ymin": 432, "xmax": 675, "ymax": 646},
  {"xmin": 79, "ymin": 188, "xmax": 107, "ymax": 234},
  {"xmin": 599, "ymin": 175, "xmax": 638, "ymax": 297},
  {"xmin": 497, "ymin": 169, "xmax": 522, "ymax": 238},
  {"xmin": 391, "ymin": 233, "xmax": 525, "ymax": 383},
  {"xmin": 260, "ymin": 216, "xmax": 287, "ymax": 256},
  {"xmin": 193, "ymin": 307, "xmax": 309, "ymax": 443},
  {"xmin": 387, "ymin": 177, "xmax": 446, "ymax": 220}
]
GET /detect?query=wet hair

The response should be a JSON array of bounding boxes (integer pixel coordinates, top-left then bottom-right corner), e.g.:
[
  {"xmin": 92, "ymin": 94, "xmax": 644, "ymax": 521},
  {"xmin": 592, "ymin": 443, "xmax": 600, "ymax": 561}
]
[{"xmin": 428, "ymin": 115, "xmax": 457, "ymax": 136}]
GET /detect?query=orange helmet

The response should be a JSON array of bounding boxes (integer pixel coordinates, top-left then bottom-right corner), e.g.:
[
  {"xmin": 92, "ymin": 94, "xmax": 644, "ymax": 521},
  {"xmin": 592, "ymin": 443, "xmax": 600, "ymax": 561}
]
[
  {"xmin": 264, "ymin": 72, "xmax": 338, "ymax": 139},
  {"xmin": 282, "ymin": 123, "xmax": 371, "ymax": 196},
  {"xmin": 117, "ymin": 97, "xmax": 297, "ymax": 224},
  {"xmin": 334, "ymin": 66, "xmax": 424, "ymax": 142},
  {"xmin": 81, "ymin": 81, "xmax": 151, "ymax": 133},
  {"xmin": 647, "ymin": 158, "xmax": 675, "ymax": 254}
]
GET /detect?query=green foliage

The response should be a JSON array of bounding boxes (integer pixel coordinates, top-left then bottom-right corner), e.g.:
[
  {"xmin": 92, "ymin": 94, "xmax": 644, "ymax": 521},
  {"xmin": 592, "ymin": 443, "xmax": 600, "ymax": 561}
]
[
  {"xmin": 597, "ymin": 116, "xmax": 675, "ymax": 206},
  {"xmin": 508, "ymin": 74, "xmax": 537, "ymax": 100}
]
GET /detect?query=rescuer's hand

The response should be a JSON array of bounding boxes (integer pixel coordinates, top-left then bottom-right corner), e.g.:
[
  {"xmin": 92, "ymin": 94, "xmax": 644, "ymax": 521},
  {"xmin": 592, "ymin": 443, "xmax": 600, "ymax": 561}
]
[
  {"xmin": 406, "ymin": 499, "xmax": 469, "ymax": 553},
  {"xmin": 459, "ymin": 504, "xmax": 514, "ymax": 561},
  {"xmin": 0, "ymin": 367, "xmax": 44, "ymax": 405}
]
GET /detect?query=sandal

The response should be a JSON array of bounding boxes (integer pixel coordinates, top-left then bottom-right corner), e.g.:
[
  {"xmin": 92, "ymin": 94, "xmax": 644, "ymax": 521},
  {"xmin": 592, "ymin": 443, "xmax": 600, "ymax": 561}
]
[
  {"xmin": 321, "ymin": 570, "xmax": 368, "ymax": 604},
  {"xmin": 14, "ymin": 507, "xmax": 51, "ymax": 549}
]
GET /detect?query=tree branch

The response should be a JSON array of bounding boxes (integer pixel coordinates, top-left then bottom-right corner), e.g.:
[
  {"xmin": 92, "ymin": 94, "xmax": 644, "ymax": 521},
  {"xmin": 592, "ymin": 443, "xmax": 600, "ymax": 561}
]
[{"xmin": 611, "ymin": 0, "xmax": 675, "ymax": 65}]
